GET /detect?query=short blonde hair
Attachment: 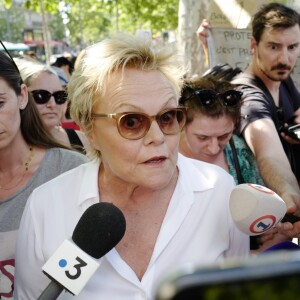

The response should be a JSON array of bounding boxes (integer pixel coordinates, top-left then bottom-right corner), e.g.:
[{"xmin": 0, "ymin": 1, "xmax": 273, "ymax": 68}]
[
  {"xmin": 68, "ymin": 33, "xmax": 185, "ymax": 159},
  {"xmin": 15, "ymin": 58, "xmax": 57, "ymax": 87}
]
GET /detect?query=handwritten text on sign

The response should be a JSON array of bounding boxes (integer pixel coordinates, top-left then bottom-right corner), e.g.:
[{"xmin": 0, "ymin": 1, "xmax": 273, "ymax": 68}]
[{"xmin": 208, "ymin": 28, "xmax": 300, "ymax": 89}]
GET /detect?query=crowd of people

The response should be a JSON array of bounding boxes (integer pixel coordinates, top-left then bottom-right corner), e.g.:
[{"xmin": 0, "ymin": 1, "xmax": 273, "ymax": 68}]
[
  {"xmin": 197, "ymin": 2, "xmax": 300, "ymax": 239},
  {"xmin": 0, "ymin": 2, "xmax": 300, "ymax": 299}
]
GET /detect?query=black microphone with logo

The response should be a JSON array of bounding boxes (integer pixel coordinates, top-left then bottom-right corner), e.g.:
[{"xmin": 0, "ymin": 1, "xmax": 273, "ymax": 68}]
[{"xmin": 38, "ymin": 202, "xmax": 126, "ymax": 299}]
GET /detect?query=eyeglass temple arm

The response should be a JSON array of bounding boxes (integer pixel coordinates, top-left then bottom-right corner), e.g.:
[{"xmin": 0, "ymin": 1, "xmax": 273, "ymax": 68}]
[{"xmin": 91, "ymin": 113, "xmax": 116, "ymax": 118}]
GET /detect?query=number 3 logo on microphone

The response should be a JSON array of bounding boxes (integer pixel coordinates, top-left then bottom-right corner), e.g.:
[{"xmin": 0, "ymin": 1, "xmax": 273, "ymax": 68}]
[{"xmin": 58, "ymin": 256, "xmax": 88, "ymax": 280}]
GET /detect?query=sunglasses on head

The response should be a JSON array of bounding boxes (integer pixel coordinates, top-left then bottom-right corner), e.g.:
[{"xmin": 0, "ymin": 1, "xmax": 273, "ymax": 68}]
[
  {"xmin": 31, "ymin": 89, "xmax": 68, "ymax": 105},
  {"xmin": 92, "ymin": 107, "xmax": 187, "ymax": 140},
  {"xmin": 180, "ymin": 89, "xmax": 242, "ymax": 107}
]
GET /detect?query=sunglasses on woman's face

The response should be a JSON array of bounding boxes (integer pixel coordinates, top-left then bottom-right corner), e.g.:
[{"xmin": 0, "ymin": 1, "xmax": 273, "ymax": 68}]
[
  {"xmin": 92, "ymin": 107, "xmax": 187, "ymax": 140},
  {"xmin": 181, "ymin": 89, "xmax": 243, "ymax": 107},
  {"xmin": 31, "ymin": 89, "xmax": 68, "ymax": 105}
]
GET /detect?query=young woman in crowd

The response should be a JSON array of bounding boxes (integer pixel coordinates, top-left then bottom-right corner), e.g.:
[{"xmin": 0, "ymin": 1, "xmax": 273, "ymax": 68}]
[
  {"xmin": 16, "ymin": 58, "xmax": 89, "ymax": 154},
  {"xmin": 0, "ymin": 49, "xmax": 87, "ymax": 298},
  {"xmin": 179, "ymin": 76, "xmax": 264, "ymax": 186},
  {"xmin": 179, "ymin": 76, "xmax": 300, "ymax": 251}
]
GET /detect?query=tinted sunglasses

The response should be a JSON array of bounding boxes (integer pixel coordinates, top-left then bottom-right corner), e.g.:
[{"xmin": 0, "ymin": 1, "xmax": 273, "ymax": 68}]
[
  {"xmin": 92, "ymin": 107, "xmax": 187, "ymax": 140},
  {"xmin": 180, "ymin": 89, "xmax": 242, "ymax": 107},
  {"xmin": 31, "ymin": 89, "xmax": 68, "ymax": 105}
]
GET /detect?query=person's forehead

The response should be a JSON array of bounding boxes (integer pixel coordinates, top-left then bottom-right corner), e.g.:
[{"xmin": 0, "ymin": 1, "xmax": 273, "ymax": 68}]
[
  {"xmin": 30, "ymin": 72, "xmax": 62, "ymax": 90},
  {"xmin": 103, "ymin": 69, "xmax": 176, "ymax": 99},
  {"xmin": 93, "ymin": 68, "xmax": 177, "ymax": 112},
  {"xmin": 260, "ymin": 24, "xmax": 300, "ymax": 43},
  {"xmin": 191, "ymin": 113, "xmax": 234, "ymax": 126},
  {"xmin": 0, "ymin": 77, "xmax": 12, "ymax": 92}
]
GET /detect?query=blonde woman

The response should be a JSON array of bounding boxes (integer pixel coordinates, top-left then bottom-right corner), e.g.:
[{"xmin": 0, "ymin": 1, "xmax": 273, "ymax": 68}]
[
  {"xmin": 15, "ymin": 34, "xmax": 249, "ymax": 299},
  {"xmin": 16, "ymin": 58, "xmax": 89, "ymax": 154}
]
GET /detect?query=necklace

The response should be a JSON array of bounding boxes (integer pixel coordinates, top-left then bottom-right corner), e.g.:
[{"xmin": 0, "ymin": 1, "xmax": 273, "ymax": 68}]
[{"xmin": 0, "ymin": 147, "xmax": 35, "ymax": 190}]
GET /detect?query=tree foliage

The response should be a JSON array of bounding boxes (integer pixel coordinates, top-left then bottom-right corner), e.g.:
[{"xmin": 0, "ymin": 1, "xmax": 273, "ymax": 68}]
[
  {"xmin": 23, "ymin": 0, "xmax": 59, "ymax": 14},
  {"xmin": 107, "ymin": 0, "xmax": 178, "ymax": 33},
  {"xmin": 66, "ymin": 0, "xmax": 178, "ymax": 47},
  {"xmin": 49, "ymin": 12, "xmax": 66, "ymax": 41},
  {"xmin": 1, "ymin": 0, "xmax": 178, "ymax": 49},
  {"xmin": 66, "ymin": 0, "xmax": 111, "ymax": 47},
  {"xmin": 0, "ymin": 4, "xmax": 25, "ymax": 42}
]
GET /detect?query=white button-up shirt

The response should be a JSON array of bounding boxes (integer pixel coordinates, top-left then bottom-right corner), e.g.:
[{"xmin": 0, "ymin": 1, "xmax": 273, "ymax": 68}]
[{"xmin": 14, "ymin": 154, "xmax": 249, "ymax": 300}]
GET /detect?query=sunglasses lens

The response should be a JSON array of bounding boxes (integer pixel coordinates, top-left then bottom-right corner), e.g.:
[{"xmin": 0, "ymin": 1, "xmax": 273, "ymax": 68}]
[
  {"xmin": 196, "ymin": 90, "xmax": 217, "ymax": 106},
  {"xmin": 118, "ymin": 113, "xmax": 149, "ymax": 139},
  {"xmin": 31, "ymin": 90, "xmax": 67, "ymax": 105},
  {"xmin": 53, "ymin": 91, "xmax": 68, "ymax": 104},
  {"xmin": 222, "ymin": 90, "xmax": 242, "ymax": 106},
  {"xmin": 158, "ymin": 109, "xmax": 186, "ymax": 135},
  {"xmin": 31, "ymin": 90, "xmax": 51, "ymax": 104}
]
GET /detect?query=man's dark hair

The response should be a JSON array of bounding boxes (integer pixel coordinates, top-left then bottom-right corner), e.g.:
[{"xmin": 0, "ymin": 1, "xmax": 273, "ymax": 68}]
[
  {"xmin": 252, "ymin": 2, "xmax": 300, "ymax": 43},
  {"xmin": 52, "ymin": 56, "xmax": 74, "ymax": 72}
]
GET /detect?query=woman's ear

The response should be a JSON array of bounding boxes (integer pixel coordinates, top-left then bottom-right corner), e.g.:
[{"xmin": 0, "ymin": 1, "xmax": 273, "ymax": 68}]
[
  {"xmin": 87, "ymin": 134, "xmax": 98, "ymax": 151},
  {"xmin": 18, "ymin": 83, "xmax": 29, "ymax": 110}
]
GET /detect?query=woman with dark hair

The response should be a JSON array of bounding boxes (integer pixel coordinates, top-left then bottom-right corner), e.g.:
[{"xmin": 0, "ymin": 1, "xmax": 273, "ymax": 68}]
[
  {"xmin": 179, "ymin": 76, "xmax": 300, "ymax": 252},
  {"xmin": 179, "ymin": 76, "xmax": 264, "ymax": 185},
  {"xmin": 0, "ymin": 50, "xmax": 87, "ymax": 298}
]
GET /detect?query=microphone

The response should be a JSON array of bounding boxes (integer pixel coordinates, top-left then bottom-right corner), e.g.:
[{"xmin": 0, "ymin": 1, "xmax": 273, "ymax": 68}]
[
  {"xmin": 230, "ymin": 183, "xmax": 287, "ymax": 236},
  {"xmin": 38, "ymin": 202, "xmax": 126, "ymax": 299}
]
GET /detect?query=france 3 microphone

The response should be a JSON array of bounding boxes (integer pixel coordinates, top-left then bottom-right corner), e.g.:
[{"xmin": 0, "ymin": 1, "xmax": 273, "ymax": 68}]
[
  {"xmin": 229, "ymin": 183, "xmax": 287, "ymax": 236},
  {"xmin": 38, "ymin": 202, "xmax": 126, "ymax": 299}
]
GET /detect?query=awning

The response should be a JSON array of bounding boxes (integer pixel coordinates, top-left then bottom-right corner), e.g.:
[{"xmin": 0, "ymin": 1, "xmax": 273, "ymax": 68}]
[{"xmin": 0, "ymin": 41, "xmax": 29, "ymax": 51}]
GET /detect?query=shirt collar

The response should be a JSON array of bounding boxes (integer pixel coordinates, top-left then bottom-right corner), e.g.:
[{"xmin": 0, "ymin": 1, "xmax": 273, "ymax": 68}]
[
  {"xmin": 77, "ymin": 159, "xmax": 101, "ymax": 206},
  {"xmin": 76, "ymin": 155, "xmax": 215, "ymax": 207},
  {"xmin": 177, "ymin": 153, "xmax": 215, "ymax": 192}
]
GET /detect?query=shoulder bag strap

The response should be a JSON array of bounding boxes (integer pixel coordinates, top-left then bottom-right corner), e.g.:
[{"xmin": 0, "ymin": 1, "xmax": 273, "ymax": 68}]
[{"xmin": 229, "ymin": 138, "xmax": 245, "ymax": 184}]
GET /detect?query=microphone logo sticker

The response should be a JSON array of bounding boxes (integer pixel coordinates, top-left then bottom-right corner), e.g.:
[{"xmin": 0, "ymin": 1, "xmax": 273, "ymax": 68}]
[
  {"xmin": 249, "ymin": 215, "xmax": 276, "ymax": 234},
  {"xmin": 247, "ymin": 184, "xmax": 274, "ymax": 195},
  {"xmin": 58, "ymin": 257, "xmax": 88, "ymax": 280}
]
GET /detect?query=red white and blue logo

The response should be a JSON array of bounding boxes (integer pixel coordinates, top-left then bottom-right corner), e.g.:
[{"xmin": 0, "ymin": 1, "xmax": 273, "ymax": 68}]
[
  {"xmin": 247, "ymin": 184, "xmax": 275, "ymax": 195},
  {"xmin": 249, "ymin": 215, "xmax": 276, "ymax": 234}
]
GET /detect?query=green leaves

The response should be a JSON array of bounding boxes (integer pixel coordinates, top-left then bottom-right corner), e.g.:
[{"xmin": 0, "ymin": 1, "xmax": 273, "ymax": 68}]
[
  {"xmin": 1, "ymin": 0, "xmax": 179, "ymax": 50},
  {"xmin": 24, "ymin": 0, "xmax": 59, "ymax": 14},
  {"xmin": 66, "ymin": 0, "xmax": 178, "ymax": 46}
]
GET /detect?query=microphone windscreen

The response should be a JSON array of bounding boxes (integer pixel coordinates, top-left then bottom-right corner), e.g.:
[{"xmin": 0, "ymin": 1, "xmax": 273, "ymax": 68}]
[
  {"xmin": 230, "ymin": 184, "xmax": 287, "ymax": 236},
  {"xmin": 72, "ymin": 202, "xmax": 126, "ymax": 258}
]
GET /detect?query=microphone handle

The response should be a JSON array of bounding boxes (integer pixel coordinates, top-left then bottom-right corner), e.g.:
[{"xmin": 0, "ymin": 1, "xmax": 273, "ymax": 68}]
[
  {"xmin": 281, "ymin": 214, "xmax": 300, "ymax": 224},
  {"xmin": 37, "ymin": 280, "xmax": 64, "ymax": 300}
]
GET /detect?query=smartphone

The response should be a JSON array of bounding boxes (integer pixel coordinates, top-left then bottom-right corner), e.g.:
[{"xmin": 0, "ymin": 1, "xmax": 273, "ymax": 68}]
[{"xmin": 281, "ymin": 123, "xmax": 300, "ymax": 140}]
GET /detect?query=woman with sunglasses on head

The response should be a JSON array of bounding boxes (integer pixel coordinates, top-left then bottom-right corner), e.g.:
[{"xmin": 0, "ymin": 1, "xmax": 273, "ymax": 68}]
[
  {"xmin": 179, "ymin": 76, "xmax": 299, "ymax": 252},
  {"xmin": 179, "ymin": 76, "xmax": 264, "ymax": 186},
  {"xmin": 15, "ymin": 58, "xmax": 89, "ymax": 154},
  {"xmin": 0, "ymin": 50, "xmax": 88, "ymax": 298},
  {"xmin": 14, "ymin": 34, "xmax": 249, "ymax": 299}
]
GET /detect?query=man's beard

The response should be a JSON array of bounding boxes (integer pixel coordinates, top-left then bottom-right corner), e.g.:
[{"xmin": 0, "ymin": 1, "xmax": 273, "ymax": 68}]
[{"xmin": 257, "ymin": 54, "xmax": 293, "ymax": 82}]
